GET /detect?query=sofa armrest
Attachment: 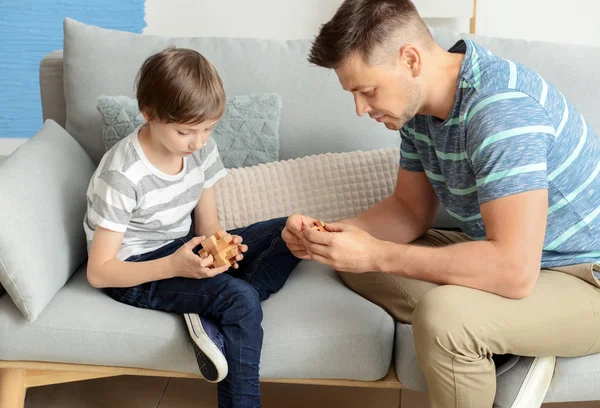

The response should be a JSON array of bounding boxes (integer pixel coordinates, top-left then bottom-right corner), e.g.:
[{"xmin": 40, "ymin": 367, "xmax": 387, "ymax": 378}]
[
  {"xmin": 215, "ymin": 148, "xmax": 400, "ymax": 230},
  {"xmin": 40, "ymin": 50, "xmax": 66, "ymax": 128}
]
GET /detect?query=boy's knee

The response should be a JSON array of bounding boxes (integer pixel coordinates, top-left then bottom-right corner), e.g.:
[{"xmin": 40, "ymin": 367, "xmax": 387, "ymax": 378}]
[{"xmin": 227, "ymin": 280, "xmax": 262, "ymax": 311}]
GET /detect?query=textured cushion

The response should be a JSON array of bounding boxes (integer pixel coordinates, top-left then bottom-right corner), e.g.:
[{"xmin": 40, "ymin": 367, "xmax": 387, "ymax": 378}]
[
  {"xmin": 0, "ymin": 261, "xmax": 394, "ymax": 380},
  {"xmin": 215, "ymin": 147, "xmax": 457, "ymax": 231},
  {"xmin": 97, "ymin": 93, "xmax": 282, "ymax": 168},
  {"xmin": 62, "ymin": 18, "xmax": 400, "ymax": 165},
  {"xmin": 0, "ymin": 120, "xmax": 96, "ymax": 321},
  {"xmin": 97, "ymin": 95, "xmax": 145, "ymax": 152}
]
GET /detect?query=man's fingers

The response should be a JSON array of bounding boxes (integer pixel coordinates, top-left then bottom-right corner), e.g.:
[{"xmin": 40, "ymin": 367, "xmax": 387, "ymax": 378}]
[
  {"xmin": 305, "ymin": 241, "xmax": 330, "ymax": 258},
  {"xmin": 286, "ymin": 214, "xmax": 312, "ymax": 235},
  {"xmin": 292, "ymin": 250, "xmax": 310, "ymax": 260},
  {"xmin": 310, "ymin": 252, "xmax": 335, "ymax": 268},
  {"xmin": 287, "ymin": 243, "xmax": 305, "ymax": 252},
  {"xmin": 322, "ymin": 222, "xmax": 349, "ymax": 233},
  {"xmin": 303, "ymin": 227, "xmax": 333, "ymax": 245}
]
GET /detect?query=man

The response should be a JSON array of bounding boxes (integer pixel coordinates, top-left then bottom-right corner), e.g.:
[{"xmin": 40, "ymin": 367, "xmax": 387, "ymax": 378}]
[{"xmin": 281, "ymin": 1, "xmax": 600, "ymax": 407}]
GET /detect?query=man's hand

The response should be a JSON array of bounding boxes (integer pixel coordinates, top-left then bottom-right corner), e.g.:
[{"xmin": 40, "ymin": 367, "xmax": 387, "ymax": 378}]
[
  {"xmin": 300, "ymin": 222, "xmax": 381, "ymax": 273},
  {"xmin": 281, "ymin": 214, "xmax": 320, "ymax": 259}
]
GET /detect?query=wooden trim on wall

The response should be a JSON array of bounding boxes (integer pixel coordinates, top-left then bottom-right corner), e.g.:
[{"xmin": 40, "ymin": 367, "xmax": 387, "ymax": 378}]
[{"xmin": 470, "ymin": 0, "xmax": 477, "ymax": 33}]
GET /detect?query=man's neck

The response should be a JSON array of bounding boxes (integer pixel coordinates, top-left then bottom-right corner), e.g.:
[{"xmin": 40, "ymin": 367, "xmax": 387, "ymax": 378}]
[{"xmin": 420, "ymin": 49, "xmax": 465, "ymax": 121}]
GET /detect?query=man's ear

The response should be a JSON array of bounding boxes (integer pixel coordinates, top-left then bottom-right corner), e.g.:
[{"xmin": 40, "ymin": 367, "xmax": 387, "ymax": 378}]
[{"xmin": 398, "ymin": 44, "xmax": 422, "ymax": 78}]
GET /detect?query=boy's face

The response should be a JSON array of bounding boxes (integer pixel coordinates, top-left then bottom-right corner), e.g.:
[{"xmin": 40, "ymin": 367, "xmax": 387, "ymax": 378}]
[{"xmin": 147, "ymin": 117, "xmax": 219, "ymax": 157}]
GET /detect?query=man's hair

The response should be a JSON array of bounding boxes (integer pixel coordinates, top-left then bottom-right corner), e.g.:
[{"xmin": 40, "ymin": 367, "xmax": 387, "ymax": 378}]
[
  {"xmin": 136, "ymin": 47, "xmax": 226, "ymax": 124},
  {"xmin": 308, "ymin": 0, "xmax": 433, "ymax": 69}
]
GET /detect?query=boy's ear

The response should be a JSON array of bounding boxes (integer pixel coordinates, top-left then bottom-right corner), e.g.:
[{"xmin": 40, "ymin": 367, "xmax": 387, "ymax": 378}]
[{"xmin": 141, "ymin": 110, "xmax": 153, "ymax": 123}]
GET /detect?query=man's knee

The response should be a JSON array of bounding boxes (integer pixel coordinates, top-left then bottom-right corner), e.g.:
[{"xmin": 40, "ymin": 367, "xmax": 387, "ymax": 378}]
[{"xmin": 412, "ymin": 285, "xmax": 478, "ymax": 351}]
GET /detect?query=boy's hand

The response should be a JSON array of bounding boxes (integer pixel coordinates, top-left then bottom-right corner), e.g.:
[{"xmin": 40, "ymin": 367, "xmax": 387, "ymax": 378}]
[
  {"xmin": 228, "ymin": 234, "xmax": 248, "ymax": 269},
  {"xmin": 282, "ymin": 214, "xmax": 319, "ymax": 260},
  {"xmin": 169, "ymin": 236, "xmax": 229, "ymax": 279}
]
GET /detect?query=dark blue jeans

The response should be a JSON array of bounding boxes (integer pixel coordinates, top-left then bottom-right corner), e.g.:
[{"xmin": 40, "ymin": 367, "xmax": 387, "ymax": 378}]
[{"xmin": 104, "ymin": 217, "xmax": 300, "ymax": 408}]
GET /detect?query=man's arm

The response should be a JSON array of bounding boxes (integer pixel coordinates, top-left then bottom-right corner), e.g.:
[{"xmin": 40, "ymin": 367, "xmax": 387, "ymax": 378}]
[
  {"xmin": 341, "ymin": 167, "xmax": 439, "ymax": 244},
  {"xmin": 377, "ymin": 189, "xmax": 548, "ymax": 298}
]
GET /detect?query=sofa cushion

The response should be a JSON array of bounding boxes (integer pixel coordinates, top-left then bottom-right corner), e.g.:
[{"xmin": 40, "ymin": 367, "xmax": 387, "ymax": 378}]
[
  {"xmin": 394, "ymin": 322, "xmax": 600, "ymax": 402},
  {"xmin": 0, "ymin": 261, "xmax": 394, "ymax": 380},
  {"xmin": 0, "ymin": 120, "xmax": 95, "ymax": 321},
  {"xmin": 97, "ymin": 93, "xmax": 283, "ymax": 168},
  {"xmin": 62, "ymin": 18, "xmax": 400, "ymax": 165}
]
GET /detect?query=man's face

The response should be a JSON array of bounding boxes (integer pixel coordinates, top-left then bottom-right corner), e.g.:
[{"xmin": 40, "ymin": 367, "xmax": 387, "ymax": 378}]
[{"xmin": 335, "ymin": 51, "xmax": 421, "ymax": 131}]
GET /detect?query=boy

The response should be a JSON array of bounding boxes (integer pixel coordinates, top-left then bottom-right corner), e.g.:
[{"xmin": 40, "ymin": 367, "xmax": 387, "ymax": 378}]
[{"xmin": 84, "ymin": 47, "xmax": 301, "ymax": 408}]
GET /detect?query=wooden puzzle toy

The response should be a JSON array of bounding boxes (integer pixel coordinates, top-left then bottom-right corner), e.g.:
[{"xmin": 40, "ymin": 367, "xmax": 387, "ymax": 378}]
[{"xmin": 197, "ymin": 231, "xmax": 241, "ymax": 268}]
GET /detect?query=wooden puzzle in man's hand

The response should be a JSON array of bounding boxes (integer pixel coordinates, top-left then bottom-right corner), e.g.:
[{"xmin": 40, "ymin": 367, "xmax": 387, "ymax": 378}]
[{"xmin": 311, "ymin": 220, "xmax": 326, "ymax": 232}]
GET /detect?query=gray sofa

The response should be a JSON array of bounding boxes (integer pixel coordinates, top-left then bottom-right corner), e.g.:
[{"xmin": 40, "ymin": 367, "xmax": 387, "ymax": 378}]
[{"xmin": 1, "ymin": 18, "xmax": 600, "ymax": 407}]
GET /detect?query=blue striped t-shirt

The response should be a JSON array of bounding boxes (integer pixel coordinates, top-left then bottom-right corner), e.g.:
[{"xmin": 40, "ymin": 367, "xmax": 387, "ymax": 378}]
[{"xmin": 400, "ymin": 40, "xmax": 600, "ymax": 268}]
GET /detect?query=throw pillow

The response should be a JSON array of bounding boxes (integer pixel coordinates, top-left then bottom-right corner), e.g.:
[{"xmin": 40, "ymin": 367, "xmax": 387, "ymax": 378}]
[
  {"xmin": 0, "ymin": 120, "xmax": 96, "ymax": 321},
  {"xmin": 97, "ymin": 93, "xmax": 282, "ymax": 168}
]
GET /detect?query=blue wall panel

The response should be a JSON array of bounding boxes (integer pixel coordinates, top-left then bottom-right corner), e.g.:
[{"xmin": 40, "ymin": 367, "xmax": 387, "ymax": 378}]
[{"xmin": 0, "ymin": 0, "xmax": 146, "ymax": 138}]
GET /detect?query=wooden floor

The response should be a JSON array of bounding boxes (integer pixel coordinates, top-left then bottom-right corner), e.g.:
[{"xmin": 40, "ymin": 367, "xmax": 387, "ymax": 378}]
[{"xmin": 23, "ymin": 375, "xmax": 600, "ymax": 408}]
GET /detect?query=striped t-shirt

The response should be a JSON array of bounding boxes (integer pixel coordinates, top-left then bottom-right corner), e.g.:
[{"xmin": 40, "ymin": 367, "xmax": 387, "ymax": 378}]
[
  {"xmin": 400, "ymin": 40, "xmax": 600, "ymax": 268},
  {"xmin": 84, "ymin": 125, "xmax": 227, "ymax": 261}
]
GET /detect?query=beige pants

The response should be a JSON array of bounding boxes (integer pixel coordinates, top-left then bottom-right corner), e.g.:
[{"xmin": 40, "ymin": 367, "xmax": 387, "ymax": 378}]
[{"xmin": 339, "ymin": 230, "xmax": 600, "ymax": 408}]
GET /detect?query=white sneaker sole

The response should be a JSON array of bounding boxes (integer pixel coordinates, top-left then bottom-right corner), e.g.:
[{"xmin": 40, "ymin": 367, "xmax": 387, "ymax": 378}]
[
  {"xmin": 184, "ymin": 313, "xmax": 228, "ymax": 383},
  {"xmin": 511, "ymin": 356, "xmax": 556, "ymax": 408}
]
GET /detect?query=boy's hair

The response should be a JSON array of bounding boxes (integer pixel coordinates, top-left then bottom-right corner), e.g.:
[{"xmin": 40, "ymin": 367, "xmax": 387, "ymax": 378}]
[
  {"xmin": 136, "ymin": 47, "xmax": 226, "ymax": 124},
  {"xmin": 308, "ymin": 0, "xmax": 433, "ymax": 69}
]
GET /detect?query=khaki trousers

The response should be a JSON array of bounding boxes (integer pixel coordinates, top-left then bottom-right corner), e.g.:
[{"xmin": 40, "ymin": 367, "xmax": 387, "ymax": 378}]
[{"xmin": 339, "ymin": 230, "xmax": 600, "ymax": 408}]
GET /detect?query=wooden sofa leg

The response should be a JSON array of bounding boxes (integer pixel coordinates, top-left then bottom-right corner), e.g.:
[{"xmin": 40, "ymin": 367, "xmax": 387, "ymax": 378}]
[{"xmin": 0, "ymin": 368, "xmax": 26, "ymax": 408}]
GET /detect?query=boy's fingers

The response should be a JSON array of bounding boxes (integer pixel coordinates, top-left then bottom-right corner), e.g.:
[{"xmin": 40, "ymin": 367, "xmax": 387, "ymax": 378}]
[
  {"xmin": 210, "ymin": 266, "xmax": 229, "ymax": 275},
  {"xmin": 187, "ymin": 236, "xmax": 205, "ymax": 249},
  {"xmin": 198, "ymin": 254, "xmax": 214, "ymax": 267}
]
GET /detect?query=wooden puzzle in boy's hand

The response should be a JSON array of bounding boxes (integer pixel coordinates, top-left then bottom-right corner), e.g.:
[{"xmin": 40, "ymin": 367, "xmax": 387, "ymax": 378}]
[{"xmin": 198, "ymin": 231, "xmax": 241, "ymax": 268}]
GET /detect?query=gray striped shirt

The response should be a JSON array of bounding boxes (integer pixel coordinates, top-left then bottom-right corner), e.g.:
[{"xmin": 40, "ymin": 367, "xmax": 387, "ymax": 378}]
[{"xmin": 84, "ymin": 125, "xmax": 227, "ymax": 260}]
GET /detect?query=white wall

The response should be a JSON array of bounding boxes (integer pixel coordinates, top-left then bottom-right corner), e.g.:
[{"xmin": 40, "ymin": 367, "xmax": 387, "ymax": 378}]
[
  {"xmin": 143, "ymin": 0, "xmax": 473, "ymax": 38},
  {"xmin": 2, "ymin": 0, "xmax": 599, "ymax": 157},
  {"xmin": 477, "ymin": 0, "xmax": 600, "ymax": 46}
]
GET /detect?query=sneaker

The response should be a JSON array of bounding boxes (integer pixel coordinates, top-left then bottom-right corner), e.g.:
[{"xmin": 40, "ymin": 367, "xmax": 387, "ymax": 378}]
[
  {"xmin": 494, "ymin": 355, "xmax": 556, "ymax": 408},
  {"xmin": 184, "ymin": 313, "xmax": 228, "ymax": 383}
]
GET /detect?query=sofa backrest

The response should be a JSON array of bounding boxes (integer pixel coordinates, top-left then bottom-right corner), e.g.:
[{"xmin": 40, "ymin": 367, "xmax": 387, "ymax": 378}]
[{"xmin": 43, "ymin": 20, "xmax": 600, "ymax": 166}]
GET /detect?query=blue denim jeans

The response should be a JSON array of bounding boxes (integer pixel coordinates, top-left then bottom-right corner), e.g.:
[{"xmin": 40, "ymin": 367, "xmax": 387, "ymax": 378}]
[{"xmin": 104, "ymin": 217, "xmax": 300, "ymax": 408}]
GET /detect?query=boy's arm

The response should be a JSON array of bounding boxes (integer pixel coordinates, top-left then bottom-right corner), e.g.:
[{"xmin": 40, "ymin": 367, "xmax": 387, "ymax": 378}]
[
  {"xmin": 194, "ymin": 186, "xmax": 223, "ymax": 237},
  {"xmin": 87, "ymin": 227, "xmax": 174, "ymax": 288},
  {"xmin": 87, "ymin": 227, "xmax": 219, "ymax": 288}
]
